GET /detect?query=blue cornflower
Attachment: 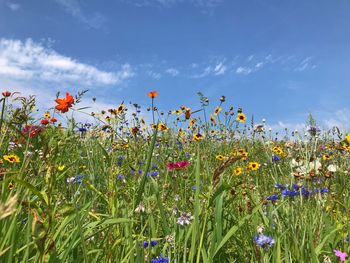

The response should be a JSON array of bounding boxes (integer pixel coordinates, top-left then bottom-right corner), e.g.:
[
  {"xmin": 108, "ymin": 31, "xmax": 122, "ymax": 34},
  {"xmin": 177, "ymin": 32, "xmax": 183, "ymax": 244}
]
[
  {"xmin": 272, "ymin": 155, "xmax": 280, "ymax": 162},
  {"xmin": 117, "ymin": 174, "xmax": 125, "ymax": 180},
  {"xmin": 254, "ymin": 235, "xmax": 275, "ymax": 248},
  {"xmin": 151, "ymin": 164, "xmax": 158, "ymax": 170},
  {"xmin": 151, "ymin": 254, "xmax": 169, "ymax": 263},
  {"xmin": 281, "ymin": 189, "xmax": 298, "ymax": 197},
  {"xmin": 274, "ymin": 184, "xmax": 287, "ymax": 191},
  {"xmin": 150, "ymin": 171, "xmax": 158, "ymax": 177},
  {"xmin": 301, "ymin": 188, "xmax": 311, "ymax": 197},
  {"xmin": 143, "ymin": 241, "xmax": 149, "ymax": 248},
  {"xmin": 150, "ymin": 240, "xmax": 158, "ymax": 247},
  {"xmin": 266, "ymin": 195, "xmax": 279, "ymax": 201},
  {"xmin": 138, "ymin": 169, "xmax": 143, "ymax": 175},
  {"xmin": 79, "ymin": 127, "xmax": 87, "ymax": 132},
  {"xmin": 130, "ymin": 169, "xmax": 135, "ymax": 175}
]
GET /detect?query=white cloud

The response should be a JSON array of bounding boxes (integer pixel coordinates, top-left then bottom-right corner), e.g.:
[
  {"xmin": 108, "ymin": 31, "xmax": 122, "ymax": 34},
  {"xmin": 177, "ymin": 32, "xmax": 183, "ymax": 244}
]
[
  {"xmin": 322, "ymin": 109, "xmax": 350, "ymax": 130},
  {"xmin": 147, "ymin": 70, "xmax": 162, "ymax": 79},
  {"xmin": 213, "ymin": 62, "xmax": 226, "ymax": 75},
  {"xmin": 54, "ymin": 0, "xmax": 106, "ymax": 29},
  {"xmin": 6, "ymin": 2, "xmax": 20, "ymax": 11},
  {"xmin": 0, "ymin": 38, "xmax": 134, "ymax": 86},
  {"xmin": 165, "ymin": 68, "xmax": 179, "ymax": 76},
  {"xmin": 192, "ymin": 60, "xmax": 227, "ymax": 78},
  {"xmin": 235, "ymin": 66, "xmax": 253, "ymax": 75},
  {"xmin": 123, "ymin": 0, "xmax": 223, "ymax": 12}
]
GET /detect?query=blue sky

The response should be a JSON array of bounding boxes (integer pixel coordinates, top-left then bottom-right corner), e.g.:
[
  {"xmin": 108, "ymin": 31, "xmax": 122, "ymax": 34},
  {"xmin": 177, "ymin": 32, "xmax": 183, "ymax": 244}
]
[{"xmin": 0, "ymin": 0, "xmax": 349, "ymax": 130}]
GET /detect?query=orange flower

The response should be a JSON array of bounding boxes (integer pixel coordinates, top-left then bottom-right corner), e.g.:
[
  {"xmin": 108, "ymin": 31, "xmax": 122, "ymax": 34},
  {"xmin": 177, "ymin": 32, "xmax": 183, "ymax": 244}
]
[
  {"xmin": 55, "ymin": 93, "xmax": 74, "ymax": 113},
  {"xmin": 148, "ymin": 91, "xmax": 158, "ymax": 98}
]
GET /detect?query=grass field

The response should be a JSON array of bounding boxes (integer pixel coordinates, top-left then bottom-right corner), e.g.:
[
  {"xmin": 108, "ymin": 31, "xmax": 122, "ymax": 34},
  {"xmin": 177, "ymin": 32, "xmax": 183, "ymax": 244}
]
[{"xmin": 1, "ymin": 90, "xmax": 350, "ymax": 262}]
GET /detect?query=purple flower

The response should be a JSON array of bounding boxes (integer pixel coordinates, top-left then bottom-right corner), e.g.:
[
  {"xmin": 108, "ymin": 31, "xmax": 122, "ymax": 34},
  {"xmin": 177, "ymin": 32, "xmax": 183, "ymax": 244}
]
[
  {"xmin": 254, "ymin": 235, "xmax": 275, "ymax": 248},
  {"xmin": 266, "ymin": 195, "xmax": 279, "ymax": 201},
  {"xmin": 151, "ymin": 254, "xmax": 169, "ymax": 263},
  {"xmin": 334, "ymin": 250, "xmax": 347, "ymax": 262},
  {"xmin": 150, "ymin": 240, "xmax": 158, "ymax": 247}
]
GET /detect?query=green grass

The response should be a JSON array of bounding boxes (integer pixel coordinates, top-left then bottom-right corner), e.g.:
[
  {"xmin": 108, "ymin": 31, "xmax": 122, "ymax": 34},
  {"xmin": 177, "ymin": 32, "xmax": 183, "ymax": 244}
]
[{"xmin": 0, "ymin": 92, "xmax": 350, "ymax": 262}]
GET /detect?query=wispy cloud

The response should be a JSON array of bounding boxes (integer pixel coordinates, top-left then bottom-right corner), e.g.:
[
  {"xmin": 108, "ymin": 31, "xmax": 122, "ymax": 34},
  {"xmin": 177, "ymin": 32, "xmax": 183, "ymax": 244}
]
[
  {"xmin": 54, "ymin": 0, "xmax": 106, "ymax": 29},
  {"xmin": 121, "ymin": 0, "xmax": 223, "ymax": 13},
  {"xmin": 0, "ymin": 38, "xmax": 134, "ymax": 86},
  {"xmin": 165, "ymin": 68, "xmax": 179, "ymax": 76},
  {"xmin": 192, "ymin": 60, "xmax": 227, "ymax": 78},
  {"xmin": 6, "ymin": 2, "xmax": 20, "ymax": 11},
  {"xmin": 294, "ymin": 57, "xmax": 316, "ymax": 71}
]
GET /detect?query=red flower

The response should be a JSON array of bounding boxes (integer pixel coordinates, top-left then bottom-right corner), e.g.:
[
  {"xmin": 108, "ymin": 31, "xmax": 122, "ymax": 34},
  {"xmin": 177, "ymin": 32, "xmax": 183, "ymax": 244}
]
[
  {"xmin": 166, "ymin": 161, "xmax": 189, "ymax": 171},
  {"xmin": 50, "ymin": 117, "xmax": 57, "ymax": 123},
  {"xmin": 148, "ymin": 91, "xmax": 158, "ymax": 98},
  {"xmin": 41, "ymin": 119, "xmax": 49, "ymax": 125},
  {"xmin": 22, "ymin": 125, "xmax": 42, "ymax": 138},
  {"xmin": 55, "ymin": 92, "xmax": 74, "ymax": 113},
  {"xmin": 2, "ymin": 91, "xmax": 11, "ymax": 97}
]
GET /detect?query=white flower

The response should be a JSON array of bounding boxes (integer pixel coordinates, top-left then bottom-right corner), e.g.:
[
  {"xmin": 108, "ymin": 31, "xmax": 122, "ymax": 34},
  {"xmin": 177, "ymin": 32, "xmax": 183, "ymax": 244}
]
[
  {"xmin": 177, "ymin": 212, "xmax": 193, "ymax": 226},
  {"xmin": 327, "ymin": 164, "xmax": 337, "ymax": 172}
]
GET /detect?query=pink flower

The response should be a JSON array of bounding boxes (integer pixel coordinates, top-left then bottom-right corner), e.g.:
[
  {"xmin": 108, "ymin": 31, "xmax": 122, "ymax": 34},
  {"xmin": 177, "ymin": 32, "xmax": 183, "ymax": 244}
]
[
  {"xmin": 334, "ymin": 250, "xmax": 348, "ymax": 262},
  {"xmin": 166, "ymin": 161, "xmax": 189, "ymax": 171}
]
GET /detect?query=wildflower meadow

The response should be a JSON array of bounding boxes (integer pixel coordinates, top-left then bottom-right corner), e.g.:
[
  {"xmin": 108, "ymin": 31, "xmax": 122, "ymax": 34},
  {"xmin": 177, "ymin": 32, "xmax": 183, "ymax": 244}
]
[{"xmin": 1, "ymin": 90, "xmax": 350, "ymax": 263}]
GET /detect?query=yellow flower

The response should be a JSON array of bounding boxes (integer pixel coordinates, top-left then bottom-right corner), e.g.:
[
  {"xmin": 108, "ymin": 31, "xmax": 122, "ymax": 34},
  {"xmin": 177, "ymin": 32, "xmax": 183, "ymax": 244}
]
[
  {"xmin": 175, "ymin": 109, "xmax": 183, "ymax": 115},
  {"xmin": 3, "ymin": 154, "xmax": 20, "ymax": 163},
  {"xmin": 158, "ymin": 123, "xmax": 169, "ymax": 132},
  {"xmin": 322, "ymin": 154, "xmax": 332, "ymax": 161},
  {"xmin": 8, "ymin": 181, "xmax": 15, "ymax": 190},
  {"xmin": 216, "ymin": 154, "xmax": 225, "ymax": 161},
  {"xmin": 247, "ymin": 162, "xmax": 259, "ymax": 171},
  {"xmin": 58, "ymin": 165, "xmax": 65, "ymax": 171},
  {"xmin": 214, "ymin": 106, "xmax": 222, "ymax": 116},
  {"xmin": 346, "ymin": 133, "xmax": 350, "ymax": 144},
  {"xmin": 188, "ymin": 118, "xmax": 197, "ymax": 128},
  {"xmin": 116, "ymin": 104, "xmax": 126, "ymax": 114},
  {"xmin": 210, "ymin": 114, "xmax": 216, "ymax": 124},
  {"xmin": 236, "ymin": 113, "xmax": 246, "ymax": 122},
  {"xmin": 272, "ymin": 146, "xmax": 284, "ymax": 155},
  {"xmin": 233, "ymin": 167, "xmax": 243, "ymax": 176},
  {"xmin": 43, "ymin": 111, "xmax": 51, "ymax": 119},
  {"xmin": 193, "ymin": 133, "xmax": 205, "ymax": 141}
]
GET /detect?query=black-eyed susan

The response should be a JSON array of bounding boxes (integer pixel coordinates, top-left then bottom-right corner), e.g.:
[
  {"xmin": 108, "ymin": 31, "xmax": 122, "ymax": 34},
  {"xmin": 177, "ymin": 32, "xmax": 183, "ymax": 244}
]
[
  {"xmin": 150, "ymin": 123, "xmax": 157, "ymax": 129},
  {"xmin": 158, "ymin": 123, "xmax": 169, "ymax": 132},
  {"xmin": 272, "ymin": 146, "xmax": 284, "ymax": 155},
  {"xmin": 216, "ymin": 154, "xmax": 225, "ymax": 161},
  {"xmin": 8, "ymin": 181, "xmax": 14, "ymax": 190},
  {"xmin": 220, "ymin": 96, "xmax": 225, "ymax": 102},
  {"xmin": 210, "ymin": 114, "xmax": 216, "ymax": 124},
  {"xmin": 233, "ymin": 167, "xmax": 243, "ymax": 176},
  {"xmin": 116, "ymin": 104, "xmax": 125, "ymax": 114},
  {"xmin": 43, "ymin": 111, "xmax": 51, "ymax": 119},
  {"xmin": 3, "ymin": 154, "xmax": 20, "ymax": 163},
  {"xmin": 247, "ymin": 162, "xmax": 259, "ymax": 171},
  {"xmin": 193, "ymin": 133, "xmax": 204, "ymax": 141},
  {"xmin": 175, "ymin": 109, "xmax": 183, "ymax": 115},
  {"xmin": 188, "ymin": 118, "xmax": 197, "ymax": 128},
  {"xmin": 322, "ymin": 154, "xmax": 332, "ymax": 161},
  {"xmin": 214, "ymin": 106, "xmax": 222, "ymax": 116},
  {"xmin": 236, "ymin": 113, "xmax": 246, "ymax": 122}
]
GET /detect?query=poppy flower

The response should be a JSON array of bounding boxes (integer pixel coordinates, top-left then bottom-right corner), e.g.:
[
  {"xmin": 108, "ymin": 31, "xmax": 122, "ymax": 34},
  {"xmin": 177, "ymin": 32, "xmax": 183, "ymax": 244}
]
[
  {"xmin": 2, "ymin": 91, "xmax": 11, "ymax": 97},
  {"xmin": 55, "ymin": 92, "xmax": 74, "ymax": 113},
  {"xmin": 148, "ymin": 91, "xmax": 158, "ymax": 98},
  {"xmin": 50, "ymin": 118, "xmax": 57, "ymax": 123},
  {"xmin": 40, "ymin": 119, "xmax": 49, "ymax": 125},
  {"xmin": 166, "ymin": 161, "xmax": 189, "ymax": 171}
]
